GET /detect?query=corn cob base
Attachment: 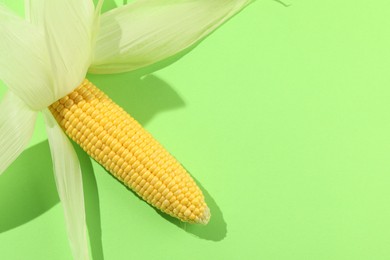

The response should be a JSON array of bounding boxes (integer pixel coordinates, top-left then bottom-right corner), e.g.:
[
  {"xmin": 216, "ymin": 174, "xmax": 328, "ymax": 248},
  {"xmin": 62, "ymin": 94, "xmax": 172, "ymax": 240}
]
[{"xmin": 49, "ymin": 79, "xmax": 210, "ymax": 224}]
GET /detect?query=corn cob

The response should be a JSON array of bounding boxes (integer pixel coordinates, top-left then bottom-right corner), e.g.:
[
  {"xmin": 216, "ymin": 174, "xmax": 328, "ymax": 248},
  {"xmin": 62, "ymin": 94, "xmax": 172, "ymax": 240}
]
[{"xmin": 49, "ymin": 79, "xmax": 210, "ymax": 224}]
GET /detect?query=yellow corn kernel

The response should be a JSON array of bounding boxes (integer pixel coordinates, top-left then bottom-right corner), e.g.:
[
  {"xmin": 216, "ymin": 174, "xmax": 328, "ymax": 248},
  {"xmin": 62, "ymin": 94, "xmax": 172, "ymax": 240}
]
[{"xmin": 49, "ymin": 79, "xmax": 210, "ymax": 224}]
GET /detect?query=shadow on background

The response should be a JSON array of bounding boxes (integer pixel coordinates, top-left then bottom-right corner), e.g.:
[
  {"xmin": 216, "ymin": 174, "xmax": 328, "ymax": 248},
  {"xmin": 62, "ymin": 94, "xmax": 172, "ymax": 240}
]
[
  {"xmin": 0, "ymin": 141, "xmax": 58, "ymax": 233},
  {"xmin": 273, "ymin": 0, "xmax": 292, "ymax": 7},
  {"xmin": 100, "ymin": 0, "xmax": 117, "ymax": 12},
  {"xmin": 88, "ymin": 73, "xmax": 185, "ymax": 125}
]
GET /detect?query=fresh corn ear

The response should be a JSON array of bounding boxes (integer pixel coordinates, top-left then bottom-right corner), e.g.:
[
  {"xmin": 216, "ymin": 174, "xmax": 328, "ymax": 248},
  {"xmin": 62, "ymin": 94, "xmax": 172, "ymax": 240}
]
[{"xmin": 49, "ymin": 79, "xmax": 210, "ymax": 224}]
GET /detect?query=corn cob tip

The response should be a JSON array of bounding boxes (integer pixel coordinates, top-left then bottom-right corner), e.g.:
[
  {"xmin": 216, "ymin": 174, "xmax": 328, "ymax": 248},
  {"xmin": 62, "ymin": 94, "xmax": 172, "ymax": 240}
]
[{"xmin": 198, "ymin": 206, "xmax": 211, "ymax": 225}]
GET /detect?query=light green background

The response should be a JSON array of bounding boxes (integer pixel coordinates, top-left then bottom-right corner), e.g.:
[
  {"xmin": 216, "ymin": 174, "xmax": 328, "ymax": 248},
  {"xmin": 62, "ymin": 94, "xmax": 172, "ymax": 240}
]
[{"xmin": 1, "ymin": 0, "xmax": 390, "ymax": 259}]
